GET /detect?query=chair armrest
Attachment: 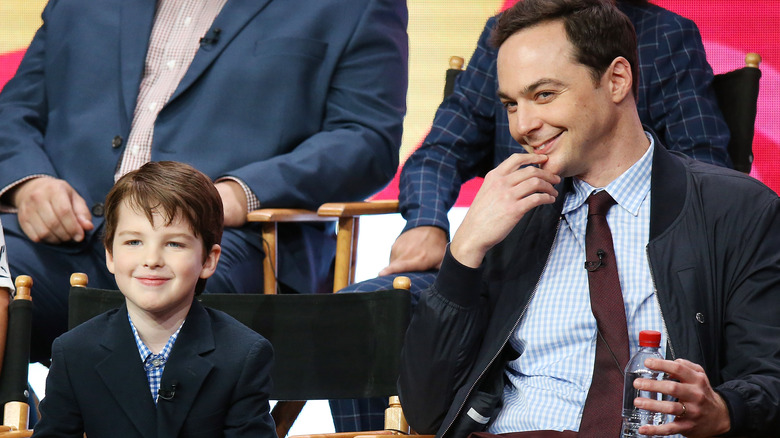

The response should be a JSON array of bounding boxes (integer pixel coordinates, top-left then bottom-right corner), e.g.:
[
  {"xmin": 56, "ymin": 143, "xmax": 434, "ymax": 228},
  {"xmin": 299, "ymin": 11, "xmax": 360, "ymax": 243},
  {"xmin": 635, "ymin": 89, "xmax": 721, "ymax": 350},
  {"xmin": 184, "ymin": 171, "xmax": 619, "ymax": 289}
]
[
  {"xmin": 317, "ymin": 201, "xmax": 399, "ymax": 291},
  {"xmin": 291, "ymin": 431, "xmax": 399, "ymax": 438},
  {"xmin": 247, "ymin": 208, "xmax": 337, "ymax": 293},
  {"xmin": 247, "ymin": 208, "xmax": 334, "ymax": 223},
  {"xmin": 317, "ymin": 200, "xmax": 399, "ymax": 218}
]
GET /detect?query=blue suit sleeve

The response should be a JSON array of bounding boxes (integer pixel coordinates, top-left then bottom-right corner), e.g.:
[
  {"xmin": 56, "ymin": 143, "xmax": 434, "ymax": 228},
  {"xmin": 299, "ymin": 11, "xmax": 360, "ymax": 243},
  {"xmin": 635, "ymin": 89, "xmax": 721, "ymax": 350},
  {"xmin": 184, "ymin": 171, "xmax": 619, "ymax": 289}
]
[
  {"xmin": 228, "ymin": 0, "xmax": 409, "ymax": 209},
  {"xmin": 399, "ymin": 17, "xmax": 501, "ymax": 235},
  {"xmin": 223, "ymin": 337, "xmax": 276, "ymax": 438},
  {"xmin": 0, "ymin": 0, "xmax": 59, "ymax": 191},
  {"xmin": 32, "ymin": 338, "xmax": 85, "ymax": 438},
  {"xmin": 634, "ymin": 8, "xmax": 732, "ymax": 168}
]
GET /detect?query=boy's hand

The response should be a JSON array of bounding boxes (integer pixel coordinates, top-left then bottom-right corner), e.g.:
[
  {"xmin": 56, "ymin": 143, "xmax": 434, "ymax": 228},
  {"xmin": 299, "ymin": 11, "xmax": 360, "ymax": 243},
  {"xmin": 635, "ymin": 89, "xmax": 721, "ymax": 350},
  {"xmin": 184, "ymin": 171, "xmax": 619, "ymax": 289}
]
[
  {"xmin": 450, "ymin": 153, "xmax": 559, "ymax": 268},
  {"xmin": 12, "ymin": 177, "xmax": 93, "ymax": 243},
  {"xmin": 633, "ymin": 358, "xmax": 731, "ymax": 437}
]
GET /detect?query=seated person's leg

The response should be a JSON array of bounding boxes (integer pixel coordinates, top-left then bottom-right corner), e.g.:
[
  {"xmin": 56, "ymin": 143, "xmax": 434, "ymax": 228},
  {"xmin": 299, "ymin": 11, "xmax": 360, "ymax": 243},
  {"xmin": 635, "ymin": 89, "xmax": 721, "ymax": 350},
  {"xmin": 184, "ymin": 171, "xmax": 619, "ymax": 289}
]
[
  {"xmin": 204, "ymin": 227, "xmax": 265, "ymax": 294},
  {"xmin": 3, "ymin": 218, "xmax": 115, "ymax": 364},
  {"xmin": 338, "ymin": 270, "xmax": 438, "ymax": 307},
  {"xmin": 329, "ymin": 397, "xmax": 390, "ymax": 433},
  {"xmin": 207, "ymin": 223, "xmax": 336, "ymax": 295},
  {"xmin": 330, "ymin": 270, "xmax": 437, "ymax": 432}
]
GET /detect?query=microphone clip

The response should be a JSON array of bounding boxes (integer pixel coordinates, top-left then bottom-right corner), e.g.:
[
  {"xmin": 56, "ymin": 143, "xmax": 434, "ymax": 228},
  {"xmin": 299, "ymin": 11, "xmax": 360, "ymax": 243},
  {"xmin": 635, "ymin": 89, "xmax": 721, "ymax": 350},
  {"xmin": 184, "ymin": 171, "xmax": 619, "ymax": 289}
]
[
  {"xmin": 158, "ymin": 382, "xmax": 177, "ymax": 401},
  {"xmin": 584, "ymin": 249, "xmax": 606, "ymax": 272}
]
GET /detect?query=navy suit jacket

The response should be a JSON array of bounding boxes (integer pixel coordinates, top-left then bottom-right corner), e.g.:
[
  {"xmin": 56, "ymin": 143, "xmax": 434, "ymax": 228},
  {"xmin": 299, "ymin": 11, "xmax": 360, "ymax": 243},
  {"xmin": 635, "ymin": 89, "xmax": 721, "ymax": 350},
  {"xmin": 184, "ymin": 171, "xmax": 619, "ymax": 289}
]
[
  {"xmin": 33, "ymin": 300, "xmax": 276, "ymax": 438},
  {"xmin": 0, "ymin": 0, "xmax": 408, "ymax": 293}
]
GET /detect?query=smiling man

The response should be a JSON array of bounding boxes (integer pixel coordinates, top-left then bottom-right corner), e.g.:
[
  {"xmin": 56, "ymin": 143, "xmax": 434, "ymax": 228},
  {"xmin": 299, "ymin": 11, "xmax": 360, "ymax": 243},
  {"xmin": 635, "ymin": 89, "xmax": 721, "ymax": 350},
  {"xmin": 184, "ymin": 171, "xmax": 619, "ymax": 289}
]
[{"xmin": 397, "ymin": 1, "xmax": 780, "ymax": 437}]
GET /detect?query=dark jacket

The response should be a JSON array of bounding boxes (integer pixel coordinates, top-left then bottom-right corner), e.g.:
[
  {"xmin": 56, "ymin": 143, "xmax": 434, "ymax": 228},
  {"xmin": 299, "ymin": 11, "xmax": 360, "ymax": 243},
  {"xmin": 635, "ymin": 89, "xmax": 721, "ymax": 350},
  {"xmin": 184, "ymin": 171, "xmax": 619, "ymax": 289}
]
[
  {"xmin": 33, "ymin": 300, "xmax": 276, "ymax": 438},
  {"xmin": 398, "ymin": 138, "xmax": 780, "ymax": 438}
]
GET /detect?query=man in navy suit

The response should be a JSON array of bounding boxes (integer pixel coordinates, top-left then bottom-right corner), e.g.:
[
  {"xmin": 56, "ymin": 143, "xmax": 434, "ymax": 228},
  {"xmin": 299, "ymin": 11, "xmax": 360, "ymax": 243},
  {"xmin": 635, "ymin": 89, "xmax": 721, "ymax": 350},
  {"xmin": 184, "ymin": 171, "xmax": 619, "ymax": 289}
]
[{"xmin": 0, "ymin": 0, "xmax": 408, "ymax": 362}]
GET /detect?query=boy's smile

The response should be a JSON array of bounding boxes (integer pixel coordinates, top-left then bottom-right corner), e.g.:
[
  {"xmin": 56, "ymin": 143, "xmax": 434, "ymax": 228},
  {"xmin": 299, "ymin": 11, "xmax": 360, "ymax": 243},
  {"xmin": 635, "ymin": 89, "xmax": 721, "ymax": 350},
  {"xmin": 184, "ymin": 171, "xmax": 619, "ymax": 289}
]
[{"xmin": 105, "ymin": 201, "xmax": 220, "ymax": 324}]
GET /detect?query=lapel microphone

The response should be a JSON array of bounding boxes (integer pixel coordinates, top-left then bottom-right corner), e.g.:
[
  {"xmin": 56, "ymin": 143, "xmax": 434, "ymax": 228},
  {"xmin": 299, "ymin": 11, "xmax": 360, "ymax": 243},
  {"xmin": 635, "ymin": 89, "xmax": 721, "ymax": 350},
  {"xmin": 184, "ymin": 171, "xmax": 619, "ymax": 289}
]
[
  {"xmin": 584, "ymin": 249, "xmax": 606, "ymax": 272},
  {"xmin": 200, "ymin": 28, "xmax": 222, "ymax": 46},
  {"xmin": 158, "ymin": 381, "xmax": 178, "ymax": 401}
]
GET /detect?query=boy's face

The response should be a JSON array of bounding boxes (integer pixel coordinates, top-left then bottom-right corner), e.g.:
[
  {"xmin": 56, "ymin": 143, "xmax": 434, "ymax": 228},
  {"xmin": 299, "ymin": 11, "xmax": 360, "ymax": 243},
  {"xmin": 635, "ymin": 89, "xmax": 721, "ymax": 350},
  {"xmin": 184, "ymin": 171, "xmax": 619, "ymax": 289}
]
[{"xmin": 106, "ymin": 201, "xmax": 220, "ymax": 322}]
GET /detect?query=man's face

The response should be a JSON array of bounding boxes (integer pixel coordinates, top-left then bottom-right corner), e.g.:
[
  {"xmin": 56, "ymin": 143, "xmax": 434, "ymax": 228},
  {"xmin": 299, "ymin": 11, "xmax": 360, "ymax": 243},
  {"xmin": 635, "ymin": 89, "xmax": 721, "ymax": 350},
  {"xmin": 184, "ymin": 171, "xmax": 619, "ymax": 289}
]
[
  {"xmin": 497, "ymin": 20, "xmax": 618, "ymax": 182},
  {"xmin": 106, "ymin": 201, "xmax": 220, "ymax": 322}
]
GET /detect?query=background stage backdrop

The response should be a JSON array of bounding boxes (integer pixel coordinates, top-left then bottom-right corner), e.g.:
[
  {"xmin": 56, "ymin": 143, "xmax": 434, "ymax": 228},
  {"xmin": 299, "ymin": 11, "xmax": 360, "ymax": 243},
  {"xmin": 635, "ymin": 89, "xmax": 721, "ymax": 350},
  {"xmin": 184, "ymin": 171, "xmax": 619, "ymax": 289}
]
[{"xmin": 1, "ymin": 0, "xmax": 778, "ymax": 201}]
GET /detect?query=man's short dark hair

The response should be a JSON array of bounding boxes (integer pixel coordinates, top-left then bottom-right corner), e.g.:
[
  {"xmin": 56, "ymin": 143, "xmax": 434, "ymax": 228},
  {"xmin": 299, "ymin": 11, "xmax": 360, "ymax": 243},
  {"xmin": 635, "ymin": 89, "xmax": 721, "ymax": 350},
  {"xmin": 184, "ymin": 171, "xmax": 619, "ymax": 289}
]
[
  {"xmin": 491, "ymin": 0, "xmax": 639, "ymax": 97},
  {"xmin": 103, "ymin": 161, "xmax": 224, "ymax": 295}
]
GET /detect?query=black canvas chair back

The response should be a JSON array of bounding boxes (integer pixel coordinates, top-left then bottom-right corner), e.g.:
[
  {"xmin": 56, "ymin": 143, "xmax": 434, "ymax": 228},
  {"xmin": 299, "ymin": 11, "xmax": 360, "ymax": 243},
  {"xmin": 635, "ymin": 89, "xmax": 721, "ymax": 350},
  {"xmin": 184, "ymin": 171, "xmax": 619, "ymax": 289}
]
[
  {"xmin": 68, "ymin": 285, "xmax": 412, "ymax": 434},
  {"xmin": 712, "ymin": 53, "xmax": 762, "ymax": 174}
]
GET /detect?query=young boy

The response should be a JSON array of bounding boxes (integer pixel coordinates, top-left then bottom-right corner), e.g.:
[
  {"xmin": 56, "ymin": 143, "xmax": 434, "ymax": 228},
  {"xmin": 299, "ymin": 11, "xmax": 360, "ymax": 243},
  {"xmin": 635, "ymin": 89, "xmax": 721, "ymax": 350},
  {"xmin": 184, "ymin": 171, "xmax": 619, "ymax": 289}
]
[{"xmin": 33, "ymin": 161, "xmax": 276, "ymax": 438}]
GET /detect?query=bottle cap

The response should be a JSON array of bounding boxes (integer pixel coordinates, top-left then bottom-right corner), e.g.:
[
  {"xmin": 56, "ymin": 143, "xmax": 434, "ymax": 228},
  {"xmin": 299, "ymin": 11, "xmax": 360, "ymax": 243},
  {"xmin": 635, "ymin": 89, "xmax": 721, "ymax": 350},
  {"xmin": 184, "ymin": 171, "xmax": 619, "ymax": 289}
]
[{"xmin": 639, "ymin": 330, "xmax": 662, "ymax": 347}]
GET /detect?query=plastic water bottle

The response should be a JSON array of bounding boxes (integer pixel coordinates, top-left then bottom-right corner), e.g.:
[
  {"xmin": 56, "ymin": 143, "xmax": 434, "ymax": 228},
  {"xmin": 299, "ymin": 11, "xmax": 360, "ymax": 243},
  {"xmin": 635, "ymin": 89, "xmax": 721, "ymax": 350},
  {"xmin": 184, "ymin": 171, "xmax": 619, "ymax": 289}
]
[{"xmin": 621, "ymin": 330, "xmax": 666, "ymax": 438}]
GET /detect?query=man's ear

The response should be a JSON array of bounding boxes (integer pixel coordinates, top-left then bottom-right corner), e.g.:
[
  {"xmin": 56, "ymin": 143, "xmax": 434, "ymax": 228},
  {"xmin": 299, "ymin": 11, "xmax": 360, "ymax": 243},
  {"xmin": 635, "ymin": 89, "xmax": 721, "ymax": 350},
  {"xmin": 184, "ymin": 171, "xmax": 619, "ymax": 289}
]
[
  {"xmin": 200, "ymin": 244, "xmax": 221, "ymax": 279},
  {"xmin": 607, "ymin": 56, "xmax": 633, "ymax": 104},
  {"xmin": 105, "ymin": 248, "xmax": 116, "ymax": 274}
]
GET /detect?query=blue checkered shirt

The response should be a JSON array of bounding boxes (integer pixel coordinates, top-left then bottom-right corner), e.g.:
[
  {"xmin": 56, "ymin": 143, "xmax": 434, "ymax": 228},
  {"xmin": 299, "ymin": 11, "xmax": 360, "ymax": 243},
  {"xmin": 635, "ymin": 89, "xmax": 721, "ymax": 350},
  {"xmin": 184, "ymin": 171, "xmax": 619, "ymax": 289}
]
[
  {"xmin": 488, "ymin": 137, "xmax": 679, "ymax": 437},
  {"xmin": 129, "ymin": 314, "xmax": 183, "ymax": 404},
  {"xmin": 399, "ymin": 3, "xmax": 730, "ymax": 236}
]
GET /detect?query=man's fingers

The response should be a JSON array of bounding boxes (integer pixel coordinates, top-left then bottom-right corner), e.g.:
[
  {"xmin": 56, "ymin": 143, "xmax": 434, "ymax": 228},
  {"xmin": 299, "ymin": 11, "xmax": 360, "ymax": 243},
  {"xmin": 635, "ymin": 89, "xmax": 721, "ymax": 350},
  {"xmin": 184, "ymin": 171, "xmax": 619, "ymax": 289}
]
[
  {"xmin": 71, "ymin": 192, "xmax": 94, "ymax": 231},
  {"xmin": 14, "ymin": 178, "xmax": 92, "ymax": 243}
]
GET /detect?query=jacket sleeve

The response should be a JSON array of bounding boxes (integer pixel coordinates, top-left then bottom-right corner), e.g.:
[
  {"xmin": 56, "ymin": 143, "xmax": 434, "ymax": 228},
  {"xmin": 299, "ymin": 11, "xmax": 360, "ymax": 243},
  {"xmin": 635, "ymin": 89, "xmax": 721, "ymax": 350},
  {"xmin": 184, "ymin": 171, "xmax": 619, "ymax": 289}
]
[
  {"xmin": 223, "ymin": 337, "xmax": 277, "ymax": 438},
  {"xmin": 230, "ymin": 0, "xmax": 408, "ymax": 209},
  {"xmin": 398, "ymin": 247, "xmax": 488, "ymax": 434},
  {"xmin": 636, "ymin": 9, "xmax": 732, "ymax": 168},
  {"xmin": 31, "ymin": 338, "xmax": 85, "ymax": 438},
  {"xmin": 0, "ymin": 0, "xmax": 59, "ymax": 193},
  {"xmin": 398, "ymin": 16, "xmax": 500, "ymax": 235},
  {"xmin": 714, "ymin": 193, "xmax": 780, "ymax": 436}
]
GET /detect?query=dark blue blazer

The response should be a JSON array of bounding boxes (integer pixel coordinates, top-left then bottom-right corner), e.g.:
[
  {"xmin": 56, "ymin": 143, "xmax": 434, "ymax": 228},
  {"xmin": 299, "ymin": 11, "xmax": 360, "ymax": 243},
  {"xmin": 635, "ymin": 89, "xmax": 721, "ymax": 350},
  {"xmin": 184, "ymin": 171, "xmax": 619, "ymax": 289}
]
[
  {"xmin": 33, "ymin": 300, "xmax": 276, "ymax": 438},
  {"xmin": 0, "ymin": 0, "xmax": 408, "ymax": 293}
]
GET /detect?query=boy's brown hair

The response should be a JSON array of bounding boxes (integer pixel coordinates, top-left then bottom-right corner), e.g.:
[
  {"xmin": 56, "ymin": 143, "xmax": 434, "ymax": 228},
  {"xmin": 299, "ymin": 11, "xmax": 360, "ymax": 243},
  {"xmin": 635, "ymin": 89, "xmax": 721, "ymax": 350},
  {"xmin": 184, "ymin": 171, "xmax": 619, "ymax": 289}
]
[{"xmin": 103, "ymin": 161, "xmax": 224, "ymax": 295}]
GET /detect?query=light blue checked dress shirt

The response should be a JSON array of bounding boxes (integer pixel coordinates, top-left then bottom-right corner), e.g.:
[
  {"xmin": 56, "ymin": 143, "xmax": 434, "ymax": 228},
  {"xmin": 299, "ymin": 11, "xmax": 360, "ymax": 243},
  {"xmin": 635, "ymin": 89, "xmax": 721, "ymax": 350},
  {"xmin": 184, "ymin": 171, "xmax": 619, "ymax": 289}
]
[
  {"xmin": 489, "ymin": 136, "xmax": 679, "ymax": 437},
  {"xmin": 129, "ymin": 314, "xmax": 183, "ymax": 404}
]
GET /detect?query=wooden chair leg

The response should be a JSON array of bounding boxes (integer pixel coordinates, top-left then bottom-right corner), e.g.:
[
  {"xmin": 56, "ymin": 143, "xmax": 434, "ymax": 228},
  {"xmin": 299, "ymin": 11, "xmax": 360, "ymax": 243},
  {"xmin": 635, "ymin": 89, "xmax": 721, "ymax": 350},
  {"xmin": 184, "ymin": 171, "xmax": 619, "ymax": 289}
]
[
  {"xmin": 333, "ymin": 217, "xmax": 357, "ymax": 293},
  {"xmin": 262, "ymin": 223, "xmax": 279, "ymax": 295}
]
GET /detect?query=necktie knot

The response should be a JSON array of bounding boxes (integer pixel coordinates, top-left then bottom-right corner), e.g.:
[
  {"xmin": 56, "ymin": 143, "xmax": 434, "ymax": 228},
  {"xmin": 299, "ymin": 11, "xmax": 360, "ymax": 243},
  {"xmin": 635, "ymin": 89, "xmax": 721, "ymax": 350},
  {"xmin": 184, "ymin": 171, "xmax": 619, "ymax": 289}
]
[{"xmin": 587, "ymin": 190, "xmax": 616, "ymax": 217}]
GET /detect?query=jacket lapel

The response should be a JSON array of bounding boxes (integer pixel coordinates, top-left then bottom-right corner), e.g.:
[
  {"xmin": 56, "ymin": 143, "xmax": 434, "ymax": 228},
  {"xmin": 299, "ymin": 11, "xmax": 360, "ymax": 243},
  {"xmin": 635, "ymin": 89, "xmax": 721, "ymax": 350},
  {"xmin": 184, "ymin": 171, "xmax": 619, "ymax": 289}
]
[
  {"xmin": 168, "ymin": 0, "xmax": 274, "ymax": 103},
  {"xmin": 95, "ymin": 306, "xmax": 158, "ymax": 437},
  {"xmin": 156, "ymin": 300, "xmax": 216, "ymax": 438},
  {"xmin": 119, "ymin": 0, "xmax": 157, "ymax": 128}
]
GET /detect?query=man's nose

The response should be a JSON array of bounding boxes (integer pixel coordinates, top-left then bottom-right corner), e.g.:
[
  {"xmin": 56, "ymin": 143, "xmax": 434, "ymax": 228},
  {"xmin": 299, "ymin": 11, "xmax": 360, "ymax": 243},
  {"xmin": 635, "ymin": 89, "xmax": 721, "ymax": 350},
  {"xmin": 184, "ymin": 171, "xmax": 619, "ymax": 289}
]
[{"xmin": 513, "ymin": 102, "xmax": 543, "ymax": 138}]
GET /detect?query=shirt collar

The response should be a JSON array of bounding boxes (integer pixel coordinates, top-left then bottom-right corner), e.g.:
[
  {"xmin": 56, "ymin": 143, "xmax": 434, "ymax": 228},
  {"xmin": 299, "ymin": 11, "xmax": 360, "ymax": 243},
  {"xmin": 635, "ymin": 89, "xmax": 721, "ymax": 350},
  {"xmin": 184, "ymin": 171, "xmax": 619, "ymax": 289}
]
[
  {"xmin": 563, "ymin": 131, "xmax": 654, "ymax": 216},
  {"xmin": 128, "ymin": 313, "xmax": 184, "ymax": 368}
]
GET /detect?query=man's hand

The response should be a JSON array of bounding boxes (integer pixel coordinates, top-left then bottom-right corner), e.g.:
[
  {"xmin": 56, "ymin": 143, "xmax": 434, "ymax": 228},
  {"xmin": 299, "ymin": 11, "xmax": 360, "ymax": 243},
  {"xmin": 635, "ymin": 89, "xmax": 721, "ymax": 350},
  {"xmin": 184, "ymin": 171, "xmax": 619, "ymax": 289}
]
[
  {"xmin": 633, "ymin": 358, "xmax": 731, "ymax": 437},
  {"xmin": 379, "ymin": 226, "xmax": 448, "ymax": 276},
  {"xmin": 450, "ymin": 153, "xmax": 559, "ymax": 268},
  {"xmin": 215, "ymin": 180, "xmax": 248, "ymax": 228},
  {"xmin": 11, "ymin": 177, "xmax": 93, "ymax": 244}
]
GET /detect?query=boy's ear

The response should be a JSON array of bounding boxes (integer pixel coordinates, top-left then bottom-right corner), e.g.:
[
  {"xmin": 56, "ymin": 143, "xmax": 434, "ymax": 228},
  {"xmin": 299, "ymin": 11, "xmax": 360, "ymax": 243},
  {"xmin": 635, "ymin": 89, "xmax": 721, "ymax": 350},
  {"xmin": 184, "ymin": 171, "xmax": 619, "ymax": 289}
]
[
  {"xmin": 105, "ymin": 248, "xmax": 116, "ymax": 274},
  {"xmin": 200, "ymin": 244, "xmax": 221, "ymax": 279}
]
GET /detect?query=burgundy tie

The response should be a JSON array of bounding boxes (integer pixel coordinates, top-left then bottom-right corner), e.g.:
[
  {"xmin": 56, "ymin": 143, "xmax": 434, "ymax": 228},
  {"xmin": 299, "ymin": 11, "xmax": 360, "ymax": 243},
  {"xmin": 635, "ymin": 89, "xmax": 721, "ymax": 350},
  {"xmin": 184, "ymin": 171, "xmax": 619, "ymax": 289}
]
[{"xmin": 578, "ymin": 191, "xmax": 630, "ymax": 437}]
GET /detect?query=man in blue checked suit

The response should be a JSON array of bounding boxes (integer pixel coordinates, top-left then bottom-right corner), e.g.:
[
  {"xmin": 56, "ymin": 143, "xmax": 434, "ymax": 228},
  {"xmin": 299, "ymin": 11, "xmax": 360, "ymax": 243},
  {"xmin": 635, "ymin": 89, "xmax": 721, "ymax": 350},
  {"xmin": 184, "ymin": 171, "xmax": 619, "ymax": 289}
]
[{"xmin": 332, "ymin": 0, "xmax": 730, "ymax": 432}]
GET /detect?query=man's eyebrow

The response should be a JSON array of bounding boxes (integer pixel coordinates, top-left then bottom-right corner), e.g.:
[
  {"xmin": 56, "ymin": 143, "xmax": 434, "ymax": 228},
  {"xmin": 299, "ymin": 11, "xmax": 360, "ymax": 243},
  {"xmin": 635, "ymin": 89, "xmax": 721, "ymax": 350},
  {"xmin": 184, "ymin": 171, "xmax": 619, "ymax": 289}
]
[
  {"xmin": 522, "ymin": 78, "xmax": 565, "ymax": 95},
  {"xmin": 498, "ymin": 78, "xmax": 567, "ymax": 100}
]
